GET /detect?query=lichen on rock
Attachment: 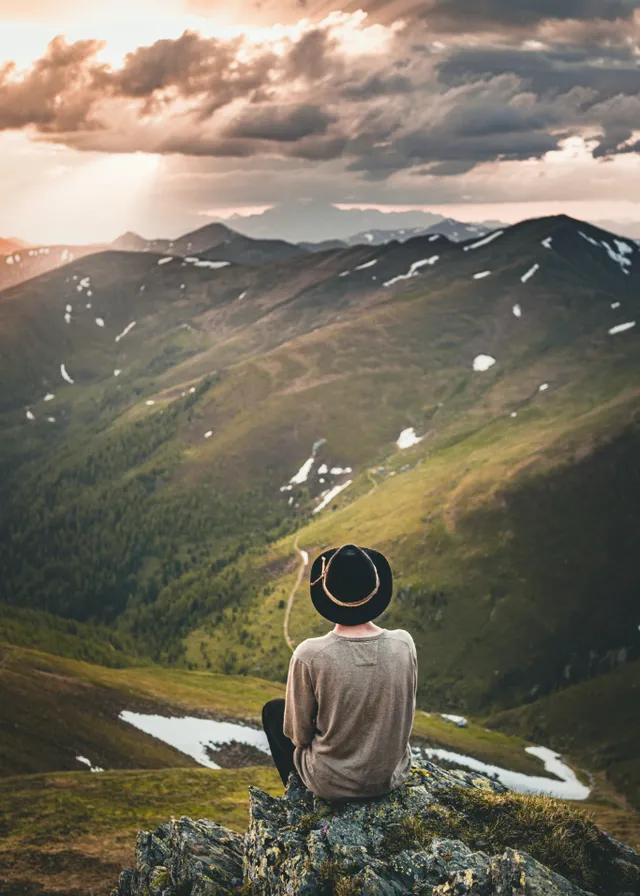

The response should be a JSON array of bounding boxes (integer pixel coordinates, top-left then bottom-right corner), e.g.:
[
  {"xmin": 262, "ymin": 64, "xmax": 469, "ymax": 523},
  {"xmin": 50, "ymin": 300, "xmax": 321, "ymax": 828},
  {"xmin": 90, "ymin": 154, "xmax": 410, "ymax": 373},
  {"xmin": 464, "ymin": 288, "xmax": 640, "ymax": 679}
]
[{"xmin": 111, "ymin": 760, "xmax": 640, "ymax": 896}]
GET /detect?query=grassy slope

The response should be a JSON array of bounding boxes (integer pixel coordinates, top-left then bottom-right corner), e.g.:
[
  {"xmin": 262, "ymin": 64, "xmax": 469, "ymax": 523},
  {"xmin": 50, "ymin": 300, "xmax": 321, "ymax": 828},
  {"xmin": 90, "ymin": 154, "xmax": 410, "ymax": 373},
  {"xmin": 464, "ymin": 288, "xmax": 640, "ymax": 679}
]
[
  {"xmin": 1, "ymin": 647, "xmax": 639, "ymax": 895},
  {"xmin": 486, "ymin": 660, "xmax": 640, "ymax": 810},
  {"xmin": 3, "ymin": 226, "xmax": 631, "ymax": 740},
  {"xmin": 185, "ymin": 369, "xmax": 640, "ymax": 709},
  {"xmin": 0, "ymin": 644, "xmax": 284, "ymax": 777},
  {"xmin": 0, "ymin": 605, "xmax": 144, "ymax": 667},
  {"xmin": 1, "ymin": 766, "xmax": 637, "ymax": 896},
  {"xmin": 1, "ymin": 216, "xmax": 639, "ymax": 841},
  {"xmin": 0, "ymin": 644, "xmax": 545, "ymax": 778},
  {"xmin": 0, "ymin": 767, "xmax": 283, "ymax": 896},
  {"xmin": 2, "ymin": 222, "xmax": 639, "ymax": 684}
]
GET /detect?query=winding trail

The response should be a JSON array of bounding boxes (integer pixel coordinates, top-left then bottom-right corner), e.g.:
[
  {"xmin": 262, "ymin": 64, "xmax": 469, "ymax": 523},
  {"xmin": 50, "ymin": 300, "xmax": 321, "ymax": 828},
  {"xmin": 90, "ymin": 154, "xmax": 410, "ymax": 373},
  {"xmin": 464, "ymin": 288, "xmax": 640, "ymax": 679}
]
[
  {"xmin": 282, "ymin": 466, "xmax": 380, "ymax": 651},
  {"xmin": 366, "ymin": 468, "xmax": 379, "ymax": 496},
  {"xmin": 284, "ymin": 535, "xmax": 309, "ymax": 653}
]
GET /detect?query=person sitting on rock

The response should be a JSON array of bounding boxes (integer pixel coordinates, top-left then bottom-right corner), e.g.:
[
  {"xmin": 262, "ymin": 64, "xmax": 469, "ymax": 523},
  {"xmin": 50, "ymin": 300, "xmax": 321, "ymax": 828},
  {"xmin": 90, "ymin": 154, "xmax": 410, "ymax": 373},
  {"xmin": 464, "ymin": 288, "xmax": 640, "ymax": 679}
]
[{"xmin": 262, "ymin": 543, "xmax": 417, "ymax": 800}]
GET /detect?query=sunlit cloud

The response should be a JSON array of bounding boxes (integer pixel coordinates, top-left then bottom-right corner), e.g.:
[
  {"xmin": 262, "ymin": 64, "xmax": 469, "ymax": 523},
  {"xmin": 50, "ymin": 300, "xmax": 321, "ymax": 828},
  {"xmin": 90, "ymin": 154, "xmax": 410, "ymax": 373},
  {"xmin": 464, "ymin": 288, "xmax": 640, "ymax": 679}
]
[{"xmin": 1, "ymin": 0, "xmax": 640, "ymax": 241}]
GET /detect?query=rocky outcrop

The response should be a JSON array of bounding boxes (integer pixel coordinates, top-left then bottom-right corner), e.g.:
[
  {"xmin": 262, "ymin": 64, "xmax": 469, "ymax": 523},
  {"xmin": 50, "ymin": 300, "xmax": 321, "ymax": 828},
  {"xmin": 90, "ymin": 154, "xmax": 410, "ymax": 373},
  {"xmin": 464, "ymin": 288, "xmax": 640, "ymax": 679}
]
[{"xmin": 111, "ymin": 761, "xmax": 640, "ymax": 896}]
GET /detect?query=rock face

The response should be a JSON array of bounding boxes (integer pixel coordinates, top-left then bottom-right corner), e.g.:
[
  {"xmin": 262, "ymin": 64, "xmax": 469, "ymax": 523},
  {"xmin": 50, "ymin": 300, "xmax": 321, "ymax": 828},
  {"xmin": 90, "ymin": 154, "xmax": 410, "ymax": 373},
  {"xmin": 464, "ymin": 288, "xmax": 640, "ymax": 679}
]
[{"xmin": 112, "ymin": 761, "xmax": 640, "ymax": 896}]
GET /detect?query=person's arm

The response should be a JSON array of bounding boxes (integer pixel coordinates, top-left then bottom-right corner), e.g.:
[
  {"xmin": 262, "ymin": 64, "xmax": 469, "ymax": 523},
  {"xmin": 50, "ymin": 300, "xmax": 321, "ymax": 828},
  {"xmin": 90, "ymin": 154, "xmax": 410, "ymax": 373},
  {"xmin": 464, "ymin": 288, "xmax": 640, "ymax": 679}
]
[{"xmin": 283, "ymin": 653, "xmax": 318, "ymax": 748}]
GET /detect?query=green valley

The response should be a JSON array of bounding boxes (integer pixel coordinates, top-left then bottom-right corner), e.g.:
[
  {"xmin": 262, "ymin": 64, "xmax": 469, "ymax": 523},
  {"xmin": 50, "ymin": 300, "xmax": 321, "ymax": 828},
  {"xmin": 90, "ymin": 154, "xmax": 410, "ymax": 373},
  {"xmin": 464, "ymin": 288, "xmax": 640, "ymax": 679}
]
[{"xmin": 1, "ymin": 214, "xmax": 640, "ymax": 892}]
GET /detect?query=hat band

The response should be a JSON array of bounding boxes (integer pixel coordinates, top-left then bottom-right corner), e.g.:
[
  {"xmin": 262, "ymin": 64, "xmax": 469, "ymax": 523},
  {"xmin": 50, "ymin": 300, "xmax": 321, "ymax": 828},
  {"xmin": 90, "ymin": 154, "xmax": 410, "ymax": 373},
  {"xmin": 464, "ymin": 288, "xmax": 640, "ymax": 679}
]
[{"xmin": 310, "ymin": 546, "xmax": 380, "ymax": 608}]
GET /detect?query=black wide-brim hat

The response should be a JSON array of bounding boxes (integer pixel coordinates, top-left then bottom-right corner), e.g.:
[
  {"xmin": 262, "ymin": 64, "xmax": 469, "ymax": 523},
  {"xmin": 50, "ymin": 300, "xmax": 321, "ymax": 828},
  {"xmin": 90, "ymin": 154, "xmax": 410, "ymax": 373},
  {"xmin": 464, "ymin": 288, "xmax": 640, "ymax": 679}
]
[{"xmin": 309, "ymin": 543, "xmax": 393, "ymax": 625}]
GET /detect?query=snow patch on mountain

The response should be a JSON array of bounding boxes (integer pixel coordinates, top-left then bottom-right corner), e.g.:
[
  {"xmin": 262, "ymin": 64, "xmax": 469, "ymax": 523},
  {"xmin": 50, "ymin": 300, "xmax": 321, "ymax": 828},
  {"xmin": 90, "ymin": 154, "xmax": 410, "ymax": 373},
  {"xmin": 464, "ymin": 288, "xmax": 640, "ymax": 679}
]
[
  {"xmin": 464, "ymin": 230, "xmax": 504, "ymax": 251},
  {"xmin": 609, "ymin": 321, "xmax": 636, "ymax": 335},
  {"xmin": 473, "ymin": 355, "xmax": 496, "ymax": 372},
  {"xmin": 77, "ymin": 755, "xmax": 104, "ymax": 773},
  {"xmin": 290, "ymin": 456, "xmax": 314, "ymax": 484},
  {"xmin": 602, "ymin": 239, "xmax": 633, "ymax": 274},
  {"xmin": 60, "ymin": 364, "xmax": 74, "ymax": 384},
  {"xmin": 397, "ymin": 428, "xmax": 423, "ymax": 449},
  {"xmin": 384, "ymin": 255, "xmax": 439, "ymax": 287},
  {"xmin": 314, "ymin": 480, "xmax": 352, "ymax": 513},
  {"xmin": 521, "ymin": 263, "xmax": 540, "ymax": 283},
  {"xmin": 115, "ymin": 321, "xmax": 136, "ymax": 343}
]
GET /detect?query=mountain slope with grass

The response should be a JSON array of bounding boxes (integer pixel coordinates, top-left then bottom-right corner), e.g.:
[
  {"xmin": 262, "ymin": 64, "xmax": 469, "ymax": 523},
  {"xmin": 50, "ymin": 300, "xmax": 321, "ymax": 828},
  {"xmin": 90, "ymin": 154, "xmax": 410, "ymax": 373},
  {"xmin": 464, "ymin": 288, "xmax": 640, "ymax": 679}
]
[
  {"xmin": 0, "ymin": 643, "xmax": 284, "ymax": 778},
  {"xmin": 3, "ymin": 643, "xmax": 639, "ymax": 896},
  {"xmin": 487, "ymin": 660, "xmax": 640, "ymax": 809},
  {"xmin": 112, "ymin": 222, "xmax": 306, "ymax": 265},
  {"xmin": 0, "ymin": 214, "xmax": 639, "ymax": 816},
  {"xmin": 0, "ymin": 243, "xmax": 103, "ymax": 291}
]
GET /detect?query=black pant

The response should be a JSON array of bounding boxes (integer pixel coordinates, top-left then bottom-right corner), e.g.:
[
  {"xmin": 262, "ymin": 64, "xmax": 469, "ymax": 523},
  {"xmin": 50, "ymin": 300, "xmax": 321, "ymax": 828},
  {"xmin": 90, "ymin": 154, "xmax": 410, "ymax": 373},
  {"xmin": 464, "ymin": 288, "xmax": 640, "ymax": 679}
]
[{"xmin": 262, "ymin": 698, "xmax": 296, "ymax": 786}]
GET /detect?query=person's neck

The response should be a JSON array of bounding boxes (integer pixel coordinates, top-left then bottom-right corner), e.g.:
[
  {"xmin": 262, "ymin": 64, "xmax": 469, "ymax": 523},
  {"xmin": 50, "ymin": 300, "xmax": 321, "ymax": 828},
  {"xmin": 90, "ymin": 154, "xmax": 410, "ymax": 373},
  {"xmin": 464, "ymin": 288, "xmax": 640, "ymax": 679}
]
[{"xmin": 333, "ymin": 621, "xmax": 383, "ymax": 638}]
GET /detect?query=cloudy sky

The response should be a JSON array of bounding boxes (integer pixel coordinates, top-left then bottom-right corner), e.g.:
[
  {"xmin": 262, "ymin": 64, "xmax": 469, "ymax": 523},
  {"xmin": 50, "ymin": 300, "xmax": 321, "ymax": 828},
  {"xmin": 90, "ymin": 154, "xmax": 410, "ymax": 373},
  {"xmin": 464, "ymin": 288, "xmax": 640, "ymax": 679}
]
[{"xmin": 2, "ymin": 0, "xmax": 640, "ymax": 243}]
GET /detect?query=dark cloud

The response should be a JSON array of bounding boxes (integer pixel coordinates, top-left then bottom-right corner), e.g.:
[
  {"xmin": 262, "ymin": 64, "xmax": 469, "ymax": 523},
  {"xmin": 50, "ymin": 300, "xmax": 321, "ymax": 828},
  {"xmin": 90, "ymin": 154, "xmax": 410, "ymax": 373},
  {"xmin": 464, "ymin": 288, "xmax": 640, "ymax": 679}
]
[
  {"xmin": 341, "ymin": 72, "xmax": 416, "ymax": 101},
  {"xmin": 348, "ymin": 125, "xmax": 560, "ymax": 179},
  {"xmin": 224, "ymin": 104, "xmax": 335, "ymax": 141},
  {"xmin": 437, "ymin": 46, "xmax": 640, "ymax": 101},
  {"xmin": 284, "ymin": 28, "xmax": 336, "ymax": 80},
  {"xmin": 101, "ymin": 32, "xmax": 278, "ymax": 118},
  {"xmin": 1, "ymin": 9, "xmax": 639, "ymax": 173},
  {"xmin": 188, "ymin": 0, "xmax": 640, "ymax": 30},
  {"xmin": 418, "ymin": 0, "xmax": 640, "ymax": 30},
  {"xmin": 101, "ymin": 31, "xmax": 235, "ymax": 98}
]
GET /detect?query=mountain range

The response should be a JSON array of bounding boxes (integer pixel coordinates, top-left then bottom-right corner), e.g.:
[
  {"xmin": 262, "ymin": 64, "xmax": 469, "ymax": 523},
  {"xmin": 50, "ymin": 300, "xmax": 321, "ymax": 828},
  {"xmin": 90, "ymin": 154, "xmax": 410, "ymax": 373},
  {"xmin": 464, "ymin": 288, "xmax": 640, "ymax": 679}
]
[
  {"xmin": 0, "ymin": 215, "xmax": 505, "ymax": 295},
  {"xmin": 214, "ymin": 200, "xmax": 453, "ymax": 242},
  {"xmin": 1, "ymin": 211, "xmax": 639, "ymax": 872}
]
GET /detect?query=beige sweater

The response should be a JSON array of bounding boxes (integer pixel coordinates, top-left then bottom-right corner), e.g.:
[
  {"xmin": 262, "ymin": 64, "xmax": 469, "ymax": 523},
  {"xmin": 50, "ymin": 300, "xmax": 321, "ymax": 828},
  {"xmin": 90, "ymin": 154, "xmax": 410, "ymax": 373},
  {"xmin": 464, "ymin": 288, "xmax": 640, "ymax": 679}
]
[{"xmin": 283, "ymin": 628, "xmax": 417, "ymax": 801}]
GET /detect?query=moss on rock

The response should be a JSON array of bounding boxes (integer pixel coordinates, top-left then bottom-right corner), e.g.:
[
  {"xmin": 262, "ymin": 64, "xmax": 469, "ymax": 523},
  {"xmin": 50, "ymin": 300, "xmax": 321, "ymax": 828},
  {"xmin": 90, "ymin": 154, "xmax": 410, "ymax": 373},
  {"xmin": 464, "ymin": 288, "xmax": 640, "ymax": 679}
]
[{"xmin": 113, "ymin": 761, "xmax": 640, "ymax": 896}]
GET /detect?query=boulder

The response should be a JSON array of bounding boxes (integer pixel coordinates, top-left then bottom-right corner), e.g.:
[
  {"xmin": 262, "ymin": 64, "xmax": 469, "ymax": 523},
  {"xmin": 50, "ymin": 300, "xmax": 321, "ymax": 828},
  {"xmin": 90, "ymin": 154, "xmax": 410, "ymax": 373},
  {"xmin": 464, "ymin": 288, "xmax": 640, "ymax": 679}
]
[{"xmin": 111, "ymin": 760, "xmax": 640, "ymax": 896}]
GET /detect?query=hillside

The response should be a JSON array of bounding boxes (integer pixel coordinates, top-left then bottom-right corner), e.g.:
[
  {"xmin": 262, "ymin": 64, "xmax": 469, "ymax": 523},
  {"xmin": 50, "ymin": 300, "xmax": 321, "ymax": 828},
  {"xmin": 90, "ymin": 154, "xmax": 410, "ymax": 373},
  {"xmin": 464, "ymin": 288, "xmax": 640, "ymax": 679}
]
[
  {"xmin": 487, "ymin": 660, "xmax": 640, "ymax": 808},
  {"xmin": 0, "ymin": 213, "xmax": 639, "ymax": 815},
  {"xmin": 2, "ymin": 643, "xmax": 639, "ymax": 896},
  {"xmin": 0, "ymin": 643, "xmax": 283, "ymax": 777},
  {"xmin": 342, "ymin": 217, "xmax": 498, "ymax": 247},
  {"xmin": 0, "ymin": 236, "xmax": 28, "ymax": 255},
  {"xmin": 0, "ymin": 243, "xmax": 103, "ymax": 291},
  {"xmin": 0, "ymin": 642, "xmax": 550, "ymax": 779},
  {"xmin": 112, "ymin": 222, "xmax": 306, "ymax": 265}
]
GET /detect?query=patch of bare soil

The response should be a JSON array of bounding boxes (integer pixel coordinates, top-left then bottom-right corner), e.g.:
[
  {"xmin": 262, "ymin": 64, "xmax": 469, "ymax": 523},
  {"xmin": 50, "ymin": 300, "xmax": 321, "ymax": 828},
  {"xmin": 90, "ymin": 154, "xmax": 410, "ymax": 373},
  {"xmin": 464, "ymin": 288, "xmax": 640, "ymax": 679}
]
[{"xmin": 204, "ymin": 740, "xmax": 273, "ymax": 769}]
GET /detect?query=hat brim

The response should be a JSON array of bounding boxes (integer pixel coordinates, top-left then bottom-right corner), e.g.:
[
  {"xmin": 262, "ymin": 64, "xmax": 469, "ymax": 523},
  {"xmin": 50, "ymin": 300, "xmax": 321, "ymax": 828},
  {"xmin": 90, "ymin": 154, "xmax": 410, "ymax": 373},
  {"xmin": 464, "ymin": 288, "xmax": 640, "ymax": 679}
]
[{"xmin": 309, "ymin": 546, "xmax": 392, "ymax": 625}]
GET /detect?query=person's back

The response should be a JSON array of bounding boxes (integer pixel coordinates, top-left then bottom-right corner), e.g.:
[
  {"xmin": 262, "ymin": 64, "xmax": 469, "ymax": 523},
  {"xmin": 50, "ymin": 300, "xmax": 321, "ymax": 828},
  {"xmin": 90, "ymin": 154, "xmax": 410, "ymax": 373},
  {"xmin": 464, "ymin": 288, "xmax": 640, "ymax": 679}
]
[
  {"xmin": 261, "ymin": 543, "xmax": 418, "ymax": 802},
  {"xmin": 284, "ymin": 627, "xmax": 417, "ymax": 800}
]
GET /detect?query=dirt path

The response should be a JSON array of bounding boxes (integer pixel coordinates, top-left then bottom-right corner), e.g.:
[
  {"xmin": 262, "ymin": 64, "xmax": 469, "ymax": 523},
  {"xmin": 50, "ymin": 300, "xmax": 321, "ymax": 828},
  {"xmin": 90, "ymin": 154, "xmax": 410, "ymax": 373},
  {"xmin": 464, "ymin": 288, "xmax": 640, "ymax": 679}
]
[{"xmin": 284, "ymin": 535, "xmax": 309, "ymax": 653}]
